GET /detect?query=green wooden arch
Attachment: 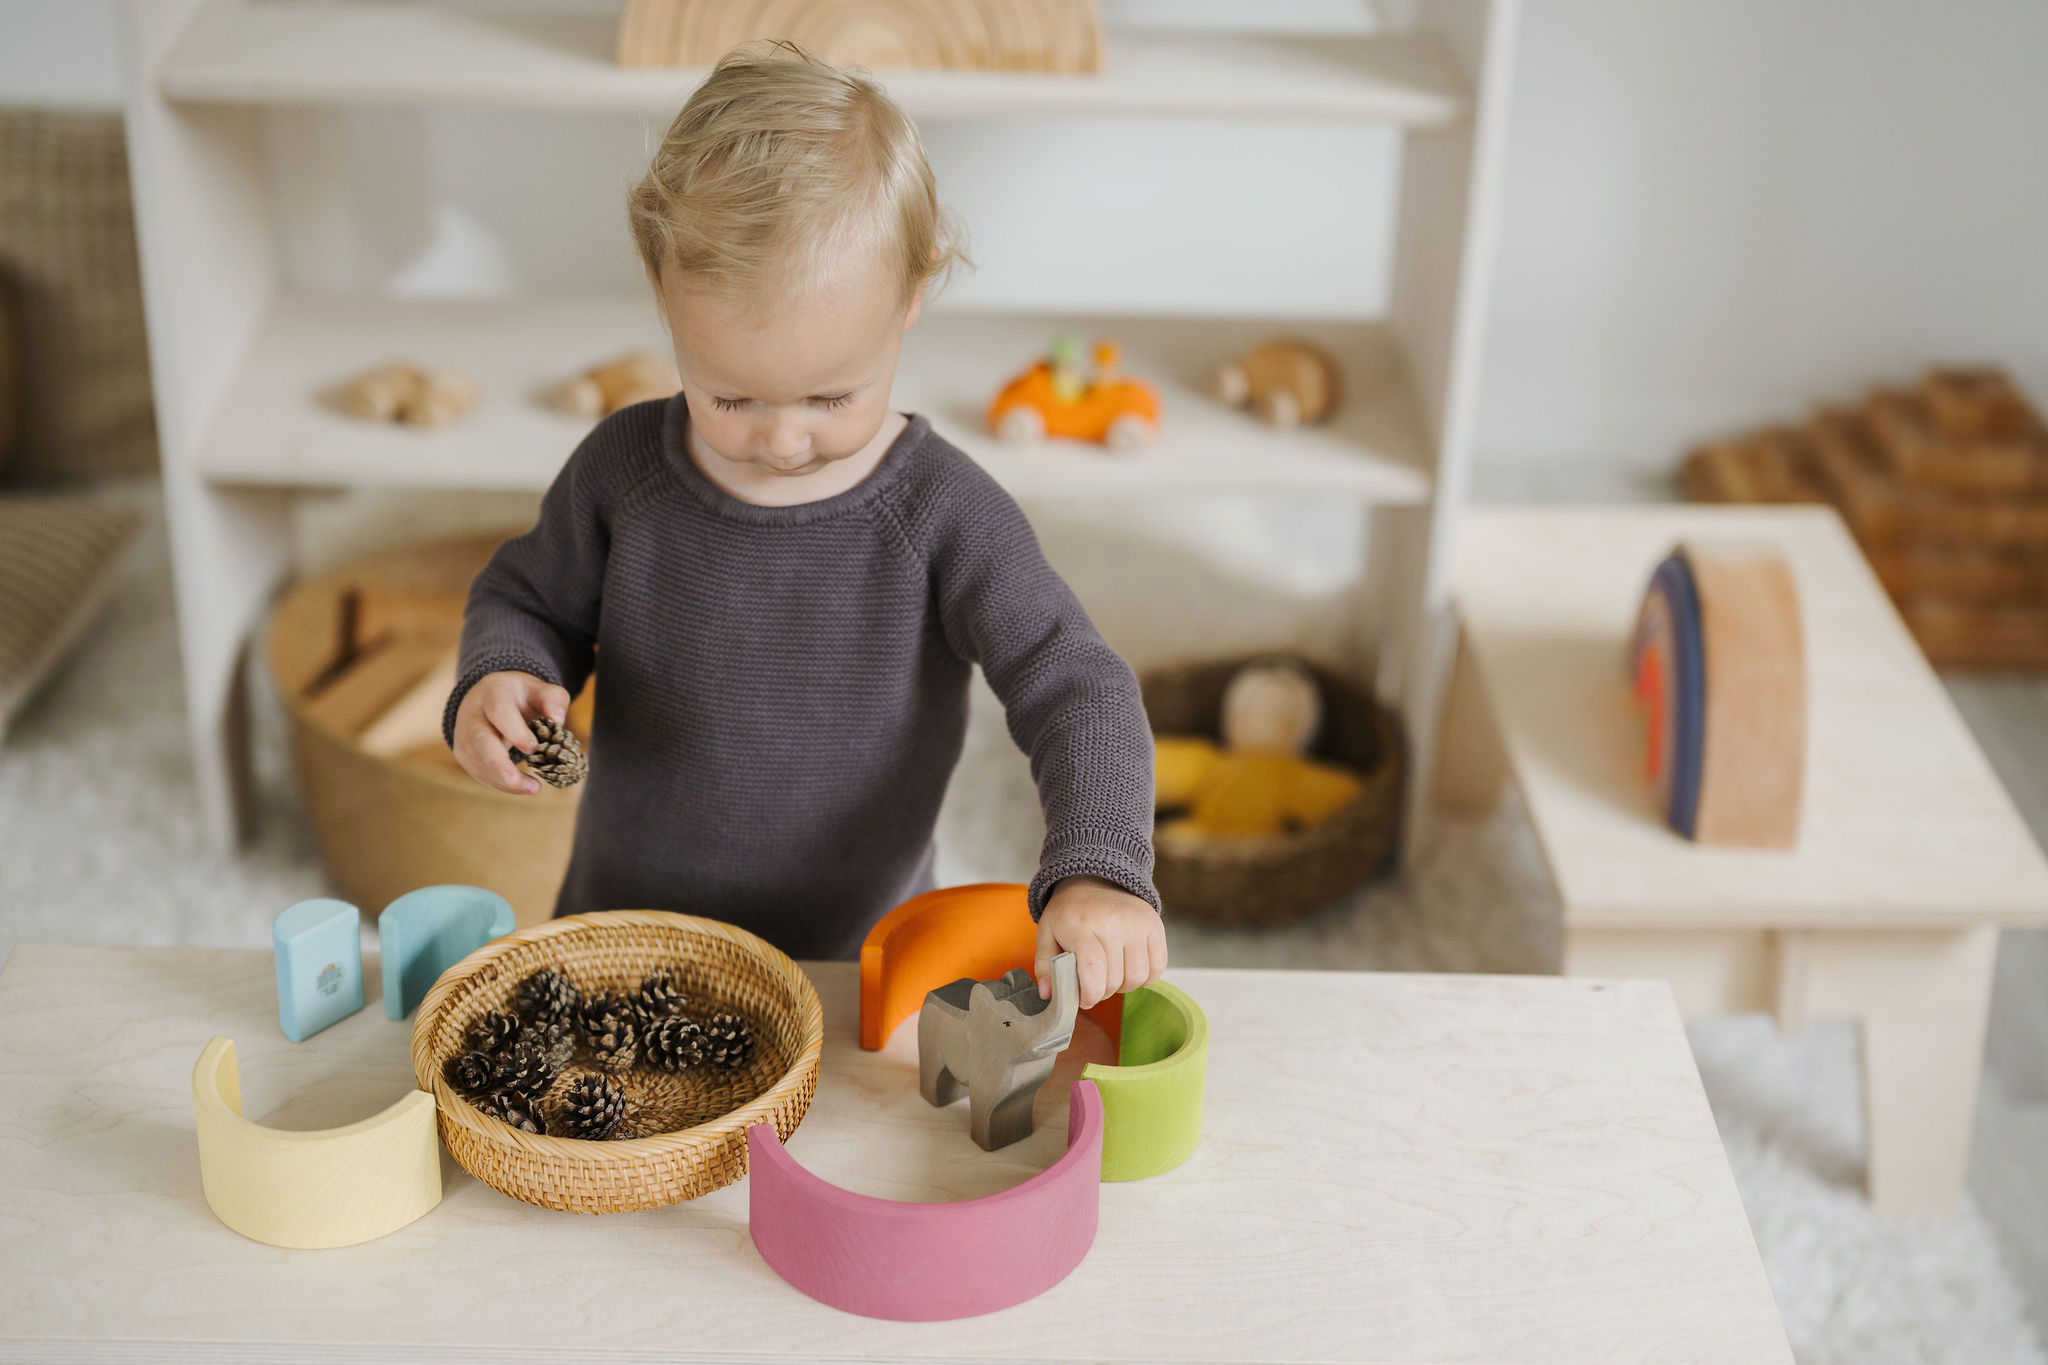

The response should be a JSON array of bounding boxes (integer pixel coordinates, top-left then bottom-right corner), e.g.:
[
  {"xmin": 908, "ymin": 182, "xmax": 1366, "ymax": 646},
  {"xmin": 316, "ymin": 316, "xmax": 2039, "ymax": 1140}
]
[{"xmin": 1080, "ymin": 979, "xmax": 1208, "ymax": 1181}]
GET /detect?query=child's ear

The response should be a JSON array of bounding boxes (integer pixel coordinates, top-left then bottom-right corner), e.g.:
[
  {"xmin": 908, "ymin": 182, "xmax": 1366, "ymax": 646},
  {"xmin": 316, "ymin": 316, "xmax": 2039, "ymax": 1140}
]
[{"xmin": 903, "ymin": 280, "xmax": 927, "ymax": 331}]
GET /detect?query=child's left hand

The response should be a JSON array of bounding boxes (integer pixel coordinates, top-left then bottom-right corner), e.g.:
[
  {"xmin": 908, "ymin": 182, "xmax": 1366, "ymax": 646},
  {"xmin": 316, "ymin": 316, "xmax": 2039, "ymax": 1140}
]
[{"xmin": 1035, "ymin": 875, "xmax": 1168, "ymax": 1008}]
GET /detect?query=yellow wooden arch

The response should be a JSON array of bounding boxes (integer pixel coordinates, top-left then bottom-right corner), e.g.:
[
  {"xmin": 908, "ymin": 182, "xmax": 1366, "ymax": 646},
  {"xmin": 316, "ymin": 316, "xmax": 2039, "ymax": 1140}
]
[{"xmin": 192, "ymin": 1037, "xmax": 442, "ymax": 1249}]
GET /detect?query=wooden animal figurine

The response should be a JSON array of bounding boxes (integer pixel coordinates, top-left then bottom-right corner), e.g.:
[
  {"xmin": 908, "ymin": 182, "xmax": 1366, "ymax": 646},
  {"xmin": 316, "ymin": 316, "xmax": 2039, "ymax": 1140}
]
[
  {"xmin": 272, "ymin": 898, "xmax": 365, "ymax": 1043},
  {"xmin": 1209, "ymin": 338, "xmax": 1342, "ymax": 429},
  {"xmin": 919, "ymin": 951, "xmax": 1078, "ymax": 1151},
  {"xmin": 746, "ymin": 1079, "xmax": 1105, "ymax": 1320},
  {"xmin": 552, "ymin": 350, "xmax": 680, "ymax": 418},
  {"xmin": 1629, "ymin": 541, "xmax": 1805, "ymax": 846},
  {"xmin": 858, "ymin": 883, "xmax": 1123, "ymax": 1052},
  {"xmin": 378, "ymin": 884, "xmax": 515, "ymax": 1020},
  {"xmin": 341, "ymin": 363, "xmax": 480, "ymax": 429},
  {"xmin": 617, "ymin": 0, "xmax": 1104, "ymax": 73},
  {"xmin": 192, "ymin": 1037, "xmax": 441, "ymax": 1249},
  {"xmin": 1079, "ymin": 979, "xmax": 1207, "ymax": 1181}
]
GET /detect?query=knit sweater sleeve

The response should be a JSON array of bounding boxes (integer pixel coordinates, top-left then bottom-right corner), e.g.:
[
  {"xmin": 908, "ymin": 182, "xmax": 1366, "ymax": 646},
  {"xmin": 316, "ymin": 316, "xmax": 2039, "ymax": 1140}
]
[
  {"xmin": 440, "ymin": 421, "xmax": 615, "ymax": 749},
  {"xmin": 920, "ymin": 464, "xmax": 1160, "ymax": 921}
]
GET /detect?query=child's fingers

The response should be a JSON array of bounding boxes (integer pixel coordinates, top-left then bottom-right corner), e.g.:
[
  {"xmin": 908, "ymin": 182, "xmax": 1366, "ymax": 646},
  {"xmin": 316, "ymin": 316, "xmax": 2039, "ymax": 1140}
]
[
  {"xmin": 1147, "ymin": 915, "xmax": 1169, "ymax": 985},
  {"xmin": 1073, "ymin": 943, "xmax": 1109, "ymax": 1010},
  {"xmin": 1033, "ymin": 917, "xmax": 1059, "ymax": 999},
  {"xmin": 1120, "ymin": 934, "xmax": 1150, "ymax": 995},
  {"xmin": 482, "ymin": 695, "xmax": 540, "ymax": 794},
  {"xmin": 530, "ymin": 681, "xmax": 571, "ymax": 725}
]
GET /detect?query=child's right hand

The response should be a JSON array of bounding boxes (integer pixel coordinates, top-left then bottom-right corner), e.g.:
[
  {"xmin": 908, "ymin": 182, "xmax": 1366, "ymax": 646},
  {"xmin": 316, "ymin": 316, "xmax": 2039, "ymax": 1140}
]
[{"xmin": 452, "ymin": 669, "xmax": 573, "ymax": 795}]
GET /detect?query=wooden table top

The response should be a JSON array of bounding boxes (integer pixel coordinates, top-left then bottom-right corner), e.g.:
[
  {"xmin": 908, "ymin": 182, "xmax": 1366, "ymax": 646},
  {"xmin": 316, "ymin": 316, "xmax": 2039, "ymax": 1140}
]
[
  {"xmin": 1456, "ymin": 504, "xmax": 2048, "ymax": 929},
  {"xmin": 0, "ymin": 943, "xmax": 1790, "ymax": 1364}
]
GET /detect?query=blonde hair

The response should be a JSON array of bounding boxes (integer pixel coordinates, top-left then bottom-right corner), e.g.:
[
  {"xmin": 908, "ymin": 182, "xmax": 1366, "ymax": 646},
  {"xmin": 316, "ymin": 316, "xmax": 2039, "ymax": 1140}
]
[{"xmin": 628, "ymin": 40, "xmax": 968, "ymax": 307}]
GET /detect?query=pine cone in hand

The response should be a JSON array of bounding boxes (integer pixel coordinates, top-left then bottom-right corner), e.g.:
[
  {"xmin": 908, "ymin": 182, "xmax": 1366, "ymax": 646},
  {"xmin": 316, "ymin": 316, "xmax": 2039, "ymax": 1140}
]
[
  {"xmin": 642, "ymin": 1015, "xmax": 706, "ymax": 1072},
  {"xmin": 699, "ymin": 1012, "xmax": 755, "ymax": 1071},
  {"xmin": 515, "ymin": 1018, "xmax": 577, "ymax": 1072},
  {"xmin": 514, "ymin": 967, "xmax": 580, "ymax": 1027},
  {"xmin": 575, "ymin": 992, "xmax": 640, "ymax": 1070},
  {"xmin": 463, "ymin": 1009, "xmax": 519, "ymax": 1056},
  {"xmin": 443, "ymin": 1051, "xmax": 495, "ymax": 1097},
  {"xmin": 636, "ymin": 968, "xmax": 692, "ymax": 1021},
  {"xmin": 491, "ymin": 1039, "xmax": 558, "ymax": 1099},
  {"xmin": 511, "ymin": 716, "xmax": 587, "ymax": 789},
  {"xmin": 476, "ymin": 1089, "xmax": 548, "ymax": 1135},
  {"xmin": 558, "ymin": 1074, "xmax": 628, "ymax": 1141}
]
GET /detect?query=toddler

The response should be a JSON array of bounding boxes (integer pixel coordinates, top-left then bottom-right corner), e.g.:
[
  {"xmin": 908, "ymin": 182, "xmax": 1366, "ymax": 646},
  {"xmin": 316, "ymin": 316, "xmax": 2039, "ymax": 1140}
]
[{"xmin": 443, "ymin": 41, "xmax": 1165, "ymax": 1007}]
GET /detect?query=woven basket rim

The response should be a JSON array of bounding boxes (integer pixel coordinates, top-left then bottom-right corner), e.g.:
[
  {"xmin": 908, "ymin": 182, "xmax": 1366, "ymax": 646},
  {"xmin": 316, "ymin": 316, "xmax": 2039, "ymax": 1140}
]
[{"xmin": 410, "ymin": 909, "xmax": 825, "ymax": 1163}]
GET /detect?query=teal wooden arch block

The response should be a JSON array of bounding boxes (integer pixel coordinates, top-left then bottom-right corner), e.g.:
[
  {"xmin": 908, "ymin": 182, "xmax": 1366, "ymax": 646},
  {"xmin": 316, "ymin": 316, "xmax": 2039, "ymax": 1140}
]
[
  {"xmin": 379, "ymin": 885, "xmax": 514, "ymax": 1020},
  {"xmin": 274, "ymin": 898, "xmax": 365, "ymax": 1043},
  {"xmin": 1080, "ymin": 978, "xmax": 1208, "ymax": 1181}
]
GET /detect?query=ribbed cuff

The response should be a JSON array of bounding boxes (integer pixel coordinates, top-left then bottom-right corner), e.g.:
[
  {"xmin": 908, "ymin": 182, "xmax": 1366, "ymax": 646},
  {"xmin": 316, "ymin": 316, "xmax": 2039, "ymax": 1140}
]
[
  {"xmin": 1027, "ymin": 826, "xmax": 1161, "ymax": 920},
  {"xmin": 441, "ymin": 652, "xmax": 566, "ymax": 749}
]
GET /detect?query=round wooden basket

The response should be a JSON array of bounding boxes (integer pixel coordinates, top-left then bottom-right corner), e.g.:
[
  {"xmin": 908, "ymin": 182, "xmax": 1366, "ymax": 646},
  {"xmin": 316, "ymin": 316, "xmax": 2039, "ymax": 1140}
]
[
  {"xmin": 265, "ymin": 533, "xmax": 577, "ymax": 927},
  {"xmin": 411, "ymin": 910, "xmax": 825, "ymax": 1213},
  {"xmin": 1141, "ymin": 654, "xmax": 1405, "ymax": 927}
]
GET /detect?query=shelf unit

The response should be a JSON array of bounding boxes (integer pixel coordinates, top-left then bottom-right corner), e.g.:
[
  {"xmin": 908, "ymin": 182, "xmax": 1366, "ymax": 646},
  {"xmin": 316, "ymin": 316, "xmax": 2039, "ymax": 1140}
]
[{"xmin": 123, "ymin": 0, "xmax": 1519, "ymax": 858}]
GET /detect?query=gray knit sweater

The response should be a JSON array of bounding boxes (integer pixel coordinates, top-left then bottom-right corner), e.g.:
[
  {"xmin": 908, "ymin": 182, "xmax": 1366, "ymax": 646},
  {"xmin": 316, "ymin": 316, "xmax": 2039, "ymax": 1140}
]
[{"xmin": 441, "ymin": 396, "xmax": 1159, "ymax": 961}]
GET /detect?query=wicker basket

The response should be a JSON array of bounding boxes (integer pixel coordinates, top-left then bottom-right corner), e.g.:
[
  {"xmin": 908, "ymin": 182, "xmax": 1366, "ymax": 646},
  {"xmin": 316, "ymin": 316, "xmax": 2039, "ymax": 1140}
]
[
  {"xmin": 265, "ymin": 533, "xmax": 577, "ymax": 927},
  {"xmin": 411, "ymin": 910, "xmax": 825, "ymax": 1213},
  {"xmin": 1142, "ymin": 653, "xmax": 1404, "ymax": 927}
]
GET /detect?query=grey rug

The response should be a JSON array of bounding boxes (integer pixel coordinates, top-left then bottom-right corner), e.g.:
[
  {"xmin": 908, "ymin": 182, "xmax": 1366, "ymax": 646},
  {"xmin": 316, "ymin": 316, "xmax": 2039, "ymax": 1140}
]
[{"xmin": 1, "ymin": 480, "xmax": 2041, "ymax": 1364}]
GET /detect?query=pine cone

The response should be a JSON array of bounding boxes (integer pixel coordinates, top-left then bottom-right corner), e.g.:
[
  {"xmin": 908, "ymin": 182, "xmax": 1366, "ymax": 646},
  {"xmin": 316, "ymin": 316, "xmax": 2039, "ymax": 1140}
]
[
  {"xmin": 443, "ymin": 1051, "xmax": 495, "ymax": 1097},
  {"xmin": 514, "ymin": 967, "xmax": 580, "ymax": 1027},
  {"xmin": 511, "ymin": 716, "xmax": 587, "ymax": 789},
  {"xmin": 516, "ymin": 1018, "xmax": 577, "ymax": 1072},
  {"xmin": 636, "ymin": 968, "xmax": 692, "ymax": 1020},
  {"xmin": 463, "ymin": 1009, "xmax": 519, "ymax": 1056},
  {"xmin": 558, "ymin": 1074, "xmax": 628, "ymax": 1141},
  {"xmin": 491, "ymin": 1040, "xmax": 558, "ymax": 1099},
  {"xmin": 699, "ymin": 1012, "xmax": 755, "ymax": 1071},
  {"xmin": 476, "ymin": 1089, "xmax": 548, "ymax": 1135},
  {"xmin": 576, "ymin": 992, "xmax": 639, "ymax": 1070},
  {"xmin": 642, "ymin": 1015, "xmax": 706, "ymax": 1072}
]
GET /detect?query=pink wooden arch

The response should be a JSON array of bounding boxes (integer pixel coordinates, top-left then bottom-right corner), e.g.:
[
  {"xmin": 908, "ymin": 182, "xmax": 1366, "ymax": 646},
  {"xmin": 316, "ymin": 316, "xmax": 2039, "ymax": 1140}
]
[{"xmin": 747, "ymin": 1080, "xmax": 1105, "ymax": 1320}]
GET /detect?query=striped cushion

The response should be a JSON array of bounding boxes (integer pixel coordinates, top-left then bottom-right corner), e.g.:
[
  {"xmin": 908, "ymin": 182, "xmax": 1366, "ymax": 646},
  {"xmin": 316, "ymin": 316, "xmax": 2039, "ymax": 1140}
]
[{"xmin": 0, "ymin": 497, "xmax": 140, "ymax": 738}]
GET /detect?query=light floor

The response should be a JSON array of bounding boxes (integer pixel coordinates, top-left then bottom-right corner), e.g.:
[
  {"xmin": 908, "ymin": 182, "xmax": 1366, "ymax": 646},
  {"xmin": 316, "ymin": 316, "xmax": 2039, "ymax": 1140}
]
[{"xmin": 1, "ymin": 478, "xmax": 2045, "ymax": 1363}]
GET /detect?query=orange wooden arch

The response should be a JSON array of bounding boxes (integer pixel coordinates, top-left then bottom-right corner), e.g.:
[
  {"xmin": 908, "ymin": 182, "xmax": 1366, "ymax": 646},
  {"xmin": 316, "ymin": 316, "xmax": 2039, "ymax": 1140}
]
[{"xmin": 858, "ymin": 883, "xmax": 1122, "ymax": 1051}]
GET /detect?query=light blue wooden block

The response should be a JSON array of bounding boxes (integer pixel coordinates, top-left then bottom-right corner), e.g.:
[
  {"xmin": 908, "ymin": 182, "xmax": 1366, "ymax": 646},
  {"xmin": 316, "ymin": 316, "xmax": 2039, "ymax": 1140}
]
[
  {"xmin": 379, "ymin": 885, "xmax": 516, "ymax": 1020},
  {"xmin": 273, "ymin": 898, "xmax": 366, "ymax": 1043}
]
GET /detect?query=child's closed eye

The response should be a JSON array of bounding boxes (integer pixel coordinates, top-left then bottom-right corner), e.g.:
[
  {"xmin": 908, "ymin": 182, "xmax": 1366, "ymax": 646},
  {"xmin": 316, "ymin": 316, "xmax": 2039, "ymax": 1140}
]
[{"xmin": 709, "ymin": 393, "xmax": 855, "ymax": 413}]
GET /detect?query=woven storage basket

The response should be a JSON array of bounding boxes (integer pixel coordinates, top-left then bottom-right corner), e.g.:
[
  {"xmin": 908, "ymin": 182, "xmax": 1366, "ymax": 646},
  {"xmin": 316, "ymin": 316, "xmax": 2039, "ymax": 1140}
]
[
  {"xmin": 412, "ymin": 910, "xmax": 825, "ymax": 1213},
  {"xmin": 266, "ymin": 533, "xmax": 578, "ymax": 926},
  {"xmin": 1142, "ymin": 653, "xmax": 1404, "ymax": 927}
]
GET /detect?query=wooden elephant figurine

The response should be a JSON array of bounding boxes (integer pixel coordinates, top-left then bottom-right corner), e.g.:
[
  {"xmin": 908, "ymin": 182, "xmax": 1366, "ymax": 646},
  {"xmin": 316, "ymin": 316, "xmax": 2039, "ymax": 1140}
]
[{"xmin": 918, "ymin": 951, "xmax": 1079, "ymax": 1151}]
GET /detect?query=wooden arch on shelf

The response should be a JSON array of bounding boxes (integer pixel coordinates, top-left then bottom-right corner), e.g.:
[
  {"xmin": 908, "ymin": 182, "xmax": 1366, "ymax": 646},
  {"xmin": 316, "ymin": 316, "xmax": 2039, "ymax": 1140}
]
[
  {"xmin": 616, "ymin": 0, "xmax": 1103, "ymax": 74},
  {"xmin": 747, "ymin": 1079, "xmax": 1104, "ymax": 1320},
  {"xmin": 858, "ymin": 882, "xmax": 1121, "ymax": 1051},
  {"xmin": 191, "ymin": 1037, "xmax": 442, "ymax": 1249}
]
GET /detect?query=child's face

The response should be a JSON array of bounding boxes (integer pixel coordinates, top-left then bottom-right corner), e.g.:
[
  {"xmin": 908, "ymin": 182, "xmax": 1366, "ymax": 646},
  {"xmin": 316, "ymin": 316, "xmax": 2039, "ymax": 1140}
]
[{"xmin": 656, "ymin": 255, "xmax": 923, "ymax": 481}]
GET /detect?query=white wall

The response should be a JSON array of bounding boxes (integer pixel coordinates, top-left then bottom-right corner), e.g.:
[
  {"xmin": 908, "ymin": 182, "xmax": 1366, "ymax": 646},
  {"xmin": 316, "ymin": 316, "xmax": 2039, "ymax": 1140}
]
[
  {"xmin": 7, "ymin": 0, "xmax": 2048, "ymax": 487},
  {"xmin": 1476, "ymin": 0, "xmax": 2048, "ymax": 488}
]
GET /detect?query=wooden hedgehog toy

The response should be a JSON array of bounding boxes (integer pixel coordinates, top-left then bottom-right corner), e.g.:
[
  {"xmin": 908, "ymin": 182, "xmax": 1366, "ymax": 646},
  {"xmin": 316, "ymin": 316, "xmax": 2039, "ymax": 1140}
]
[{"xmin": 1209, "ymin": 338, "xmax": 1342, "ymax": 429}]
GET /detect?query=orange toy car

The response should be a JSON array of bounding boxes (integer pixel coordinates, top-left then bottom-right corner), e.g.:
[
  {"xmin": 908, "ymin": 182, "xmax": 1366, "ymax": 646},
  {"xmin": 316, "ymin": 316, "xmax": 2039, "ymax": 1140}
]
[{"xmin": 985, "ymin": 337, "xmax": 1160, "ymax": 450}]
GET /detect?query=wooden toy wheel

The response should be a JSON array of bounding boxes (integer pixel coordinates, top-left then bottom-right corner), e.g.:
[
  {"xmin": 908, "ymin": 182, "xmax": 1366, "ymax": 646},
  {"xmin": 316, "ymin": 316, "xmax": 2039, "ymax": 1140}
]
[
  {"xmin": 1105, "ymin": 414, "xmax": 1155, "ymax": 450},
  {"xmin": 995, "ymin": 406, "xmax": 1045, "ymax": 442}
]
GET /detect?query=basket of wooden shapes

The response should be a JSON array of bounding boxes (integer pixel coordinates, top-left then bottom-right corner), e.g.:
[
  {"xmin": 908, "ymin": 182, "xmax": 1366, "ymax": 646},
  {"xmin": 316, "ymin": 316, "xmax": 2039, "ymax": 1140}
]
[{"xmin": 411, "ymin": 909, "xmax": 825, "ymax": 1213}]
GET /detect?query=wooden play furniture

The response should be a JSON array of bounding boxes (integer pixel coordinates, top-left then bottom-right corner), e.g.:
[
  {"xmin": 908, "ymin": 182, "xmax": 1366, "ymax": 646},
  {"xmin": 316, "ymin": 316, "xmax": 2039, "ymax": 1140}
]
[
  {"xmin": 0, "ymin": 943, "xmax": 1790, "ymax": 1361},
  {"xmin": 747, "ymin": 1080, "xmax": 1105, "ymax": 1321},
  {"xmin": 1438, "ymin": 504, "xmax": 2048, "ymax": 1212},
  {"xmin": 191, "ymin": 1036, "xmax": 441, "ymax": 1249}
]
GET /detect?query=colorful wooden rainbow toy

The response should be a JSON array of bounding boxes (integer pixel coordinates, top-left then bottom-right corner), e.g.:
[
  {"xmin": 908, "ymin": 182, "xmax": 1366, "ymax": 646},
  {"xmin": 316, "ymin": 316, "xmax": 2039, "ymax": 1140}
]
[{"xmin": 1628, "ymin": 541, "xmax": 1806, "ymax": 847}]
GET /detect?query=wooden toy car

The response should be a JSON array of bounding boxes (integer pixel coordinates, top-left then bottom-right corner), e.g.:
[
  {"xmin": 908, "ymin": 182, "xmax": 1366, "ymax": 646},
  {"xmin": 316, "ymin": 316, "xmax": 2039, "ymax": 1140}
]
[{"xmin": 986, "ymin": 337, "xmax": 1160, "ymax": 449}]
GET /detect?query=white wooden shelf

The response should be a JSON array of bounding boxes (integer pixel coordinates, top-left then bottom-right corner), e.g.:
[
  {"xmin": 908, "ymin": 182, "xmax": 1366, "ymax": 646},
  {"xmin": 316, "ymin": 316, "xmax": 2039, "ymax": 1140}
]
[
  {"xmin": 155, "ymin": 2, "xmax": 1469, "ymax": 125},
  {"xmin": 193, "ymin": 294, "xmax": 1435, "ymax": 502}
]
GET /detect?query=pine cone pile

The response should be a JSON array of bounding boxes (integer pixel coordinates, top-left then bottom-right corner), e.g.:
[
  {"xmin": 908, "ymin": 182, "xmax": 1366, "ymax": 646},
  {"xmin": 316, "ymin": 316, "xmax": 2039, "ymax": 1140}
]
[
  {"xmin": 449, "ymin": 965, "xmax": 764, "ymax": 1141},
  {"xmin": 512, "ymin": 716, "xmax": 587, "ymax": 789}
]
